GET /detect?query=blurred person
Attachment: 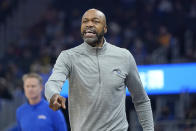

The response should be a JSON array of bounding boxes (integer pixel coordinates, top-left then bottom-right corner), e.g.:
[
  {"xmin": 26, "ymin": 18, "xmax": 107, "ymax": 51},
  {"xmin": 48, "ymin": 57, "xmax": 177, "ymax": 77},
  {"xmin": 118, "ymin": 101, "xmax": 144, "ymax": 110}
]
[
  {"xmin": 45, "ymin": 9, "xmax": 154, "ymax": 131},
  {"xmin": 0, "ymin": 63, "xmax": 5, "ymax": 77},
  {"xmin": 158, "ymin": 0, "xmax": 173, "ymax": 14},
  {"xmin": 130, "ymin": 38, "xmax": 147, "ymax": 65},
  {"xmin": 157, "ymin": 25, "xmax": 174, "ymax": 63},
  {"xmin": 157, "ymin": 25, "xmax": 172, "ymax": 48},
  {"xmin": 0, "ymin": 77, "xmax": 13, "ymax": 100},
  {"xmin": 16, "ymin": 73, "xmax": 67, "ymax": 131},
  {"xmin": 158, "ymin": 105, "xmax": 174, "ymax": 121}
]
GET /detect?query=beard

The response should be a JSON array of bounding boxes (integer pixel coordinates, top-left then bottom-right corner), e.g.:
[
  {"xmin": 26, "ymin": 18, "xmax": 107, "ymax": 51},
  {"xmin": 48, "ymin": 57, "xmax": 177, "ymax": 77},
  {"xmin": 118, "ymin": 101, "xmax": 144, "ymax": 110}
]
[
  {"xmin": 83, "ymin": 37, "xmax": 98, "ymax": 45},
  {"xmin": 81, "ymin": 27, "xmax": 104, "ymax": 46}
]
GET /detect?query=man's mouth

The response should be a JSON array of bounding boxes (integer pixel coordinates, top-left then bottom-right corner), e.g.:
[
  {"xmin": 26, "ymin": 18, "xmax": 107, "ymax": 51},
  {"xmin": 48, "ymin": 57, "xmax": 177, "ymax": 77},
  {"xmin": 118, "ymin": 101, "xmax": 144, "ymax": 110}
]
[{"xmin": 84, "ymin": 29, "xmax": 97, "ymax": 37}]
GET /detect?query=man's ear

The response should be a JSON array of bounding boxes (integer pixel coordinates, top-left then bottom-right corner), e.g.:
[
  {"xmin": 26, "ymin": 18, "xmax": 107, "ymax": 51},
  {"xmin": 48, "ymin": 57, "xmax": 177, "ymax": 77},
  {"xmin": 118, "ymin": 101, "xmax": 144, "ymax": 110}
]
[
  {"xmin": 104, "ymin": 25, "xmax": 107, "ymax": 34},
  {"xmin": 40, "ymin": 85, "xmax": 43, "ymax": 91}
]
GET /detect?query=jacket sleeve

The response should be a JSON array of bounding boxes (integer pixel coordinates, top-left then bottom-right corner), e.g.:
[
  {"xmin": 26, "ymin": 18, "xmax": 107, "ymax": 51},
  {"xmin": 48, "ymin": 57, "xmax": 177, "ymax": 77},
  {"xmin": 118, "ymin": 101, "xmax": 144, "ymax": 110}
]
[
  {"xmin": 52, "ymin": 110, "xmax": 68, "ymax": 131},
  {"xmin": 125, "ymin": 50, "xmax": 154, "ymax": 131},
  {"xmin": 45, "ymin": 51, "xmax": 71, "ymax": 102}
]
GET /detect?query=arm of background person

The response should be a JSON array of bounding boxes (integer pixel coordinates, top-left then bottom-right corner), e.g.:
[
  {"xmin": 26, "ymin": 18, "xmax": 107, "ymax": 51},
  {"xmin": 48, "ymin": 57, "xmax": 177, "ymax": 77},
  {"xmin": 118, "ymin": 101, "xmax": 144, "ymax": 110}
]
[
  {"xmin": 52, "ymin": 110, "xmax": 68, "ymax": 131},
  {"xmin": 125, "ymin": 50, "xmax": 154, "ymax": 131},
  {"xmin": 16, "ymin": 109, "xmax": 22, "ymax": 131},
  {"xmin": 45, "ymin": 51, "xmax": 71, "ymax": 102}
]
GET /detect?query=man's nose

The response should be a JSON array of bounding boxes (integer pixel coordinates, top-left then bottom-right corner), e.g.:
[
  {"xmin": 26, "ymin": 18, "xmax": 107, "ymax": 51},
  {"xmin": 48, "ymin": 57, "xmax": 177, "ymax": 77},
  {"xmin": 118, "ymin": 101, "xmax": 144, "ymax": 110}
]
[
  {"xmin": 86, "ymin": 21, "xmax": 94, "ymax": 27},
  {"xmin": 28, "ymin": 87, "xmax": 33, "ymax": 91}
]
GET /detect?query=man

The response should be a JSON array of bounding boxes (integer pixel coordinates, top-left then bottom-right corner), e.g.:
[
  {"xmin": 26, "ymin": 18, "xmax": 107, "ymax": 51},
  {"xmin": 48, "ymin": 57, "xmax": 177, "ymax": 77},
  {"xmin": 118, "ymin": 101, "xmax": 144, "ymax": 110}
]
[
  {"xmin": 16, "ymin": 73, "xmax": 67, "ymax": 131},
  {"xmin": 45, "ymin": 9, "xmax": 154, "ymax": 131}
]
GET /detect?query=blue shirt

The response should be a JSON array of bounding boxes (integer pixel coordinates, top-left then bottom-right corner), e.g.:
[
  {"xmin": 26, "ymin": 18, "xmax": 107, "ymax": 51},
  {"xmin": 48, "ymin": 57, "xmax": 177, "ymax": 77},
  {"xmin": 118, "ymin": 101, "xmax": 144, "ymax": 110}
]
[{"xmin": 16, "ymin": 99, "xmax": 67, "ymax": 131}]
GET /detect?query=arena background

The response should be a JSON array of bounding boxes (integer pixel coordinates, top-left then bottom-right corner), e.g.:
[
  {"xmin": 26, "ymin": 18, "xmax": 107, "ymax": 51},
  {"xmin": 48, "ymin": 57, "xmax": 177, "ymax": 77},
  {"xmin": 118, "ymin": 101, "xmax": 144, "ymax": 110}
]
[{"xmin": 0, "ymin": 0, "xmax": 196, "ymax": 130}]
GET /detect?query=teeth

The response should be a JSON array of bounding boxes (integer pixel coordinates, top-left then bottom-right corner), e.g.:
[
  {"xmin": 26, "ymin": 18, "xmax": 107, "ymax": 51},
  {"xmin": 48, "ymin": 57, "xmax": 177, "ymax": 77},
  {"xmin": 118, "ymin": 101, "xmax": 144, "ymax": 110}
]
[
  {"xmin": 85, "ymin": 30, "xmax": 95, "ymax": 33},
  {"xmin": 86, "ymin": 32, "xmax": 94, "ymax": 34}
]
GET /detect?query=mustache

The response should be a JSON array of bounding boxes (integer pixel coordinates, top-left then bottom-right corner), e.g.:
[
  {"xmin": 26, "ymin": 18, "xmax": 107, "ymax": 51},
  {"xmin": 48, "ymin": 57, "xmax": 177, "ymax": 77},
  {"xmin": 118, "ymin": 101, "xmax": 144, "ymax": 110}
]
[{"xmin": 83, "ymin": 27, "xmax": 97, "ymax": 34}]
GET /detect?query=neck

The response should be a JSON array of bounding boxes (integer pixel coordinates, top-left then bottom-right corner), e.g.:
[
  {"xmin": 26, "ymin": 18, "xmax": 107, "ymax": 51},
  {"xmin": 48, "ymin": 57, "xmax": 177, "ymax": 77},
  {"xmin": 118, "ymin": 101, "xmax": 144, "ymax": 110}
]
[
  {"xmin": 95, "ymin": 38, "xmax": 104, "ymax": 47},
  {"xmin": 28, "ymin": 96, "xmax": 41, "ymax": 105}
]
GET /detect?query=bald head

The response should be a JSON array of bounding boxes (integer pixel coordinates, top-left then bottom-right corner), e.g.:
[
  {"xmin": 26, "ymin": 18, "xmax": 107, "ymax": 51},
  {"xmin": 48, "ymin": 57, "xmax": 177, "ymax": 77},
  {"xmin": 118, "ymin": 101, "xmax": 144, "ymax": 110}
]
[
  {"xmin": 82, "ymin": 9, "xmax": 107, "ymax": 27},
  {"xmin": 81, "ymin": 8, "xmax": 107, "ymax": 47}
]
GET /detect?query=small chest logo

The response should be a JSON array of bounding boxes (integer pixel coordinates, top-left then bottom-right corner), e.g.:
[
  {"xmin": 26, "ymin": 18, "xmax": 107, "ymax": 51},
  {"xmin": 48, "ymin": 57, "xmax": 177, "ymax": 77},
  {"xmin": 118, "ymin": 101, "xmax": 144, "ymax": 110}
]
[
  {"xmin": 113, "ymin": 68, "xmax": 122, "ymax": 75},
  {"xmin": 38, "ymin": 115, "xmax": 47, "ymax": 120},
  {"xmin": 113, "ymin": 68, "xmax": 126, "ymax": 79}
]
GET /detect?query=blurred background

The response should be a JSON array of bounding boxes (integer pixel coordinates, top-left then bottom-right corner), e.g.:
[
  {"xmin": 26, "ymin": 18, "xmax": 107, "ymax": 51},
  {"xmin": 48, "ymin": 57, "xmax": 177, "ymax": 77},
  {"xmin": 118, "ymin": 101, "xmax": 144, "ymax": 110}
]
[{"xmin": 0, "ymin": 0, "xmax": 196, "ymax": 130}]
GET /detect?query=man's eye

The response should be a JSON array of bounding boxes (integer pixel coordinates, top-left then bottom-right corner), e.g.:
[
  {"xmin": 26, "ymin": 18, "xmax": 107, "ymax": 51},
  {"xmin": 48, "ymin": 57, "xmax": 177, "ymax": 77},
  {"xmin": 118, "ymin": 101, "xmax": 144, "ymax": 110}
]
[{"xmin": 94, "ymin": 20, "xmax": 99, "ymax": 23}]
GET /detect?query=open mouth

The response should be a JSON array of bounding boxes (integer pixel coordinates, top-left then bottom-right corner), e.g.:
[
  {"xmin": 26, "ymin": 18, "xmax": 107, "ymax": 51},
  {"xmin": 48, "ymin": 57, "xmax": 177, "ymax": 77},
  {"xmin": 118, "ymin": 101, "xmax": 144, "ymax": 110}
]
[{"xmin": 84, "ymin": 29, "xmax": 96, "ymax": 37}]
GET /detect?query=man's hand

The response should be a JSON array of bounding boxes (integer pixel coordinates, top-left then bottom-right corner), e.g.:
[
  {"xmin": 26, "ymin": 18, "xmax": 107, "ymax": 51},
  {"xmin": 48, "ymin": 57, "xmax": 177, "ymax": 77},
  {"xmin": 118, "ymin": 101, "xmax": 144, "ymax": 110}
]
[{"xmin": 49, "ymin": 94, "xmax": 66, "ymax": 111}]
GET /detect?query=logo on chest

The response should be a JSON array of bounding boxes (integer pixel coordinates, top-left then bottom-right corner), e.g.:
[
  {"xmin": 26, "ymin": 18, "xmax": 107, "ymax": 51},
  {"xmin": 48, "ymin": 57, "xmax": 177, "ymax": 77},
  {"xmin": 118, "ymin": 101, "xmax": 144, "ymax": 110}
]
[
  {"xmin": 112, "ymin": 68, "xmax": 126, "ymax": 79},
  {"xmin": 37, "ymin": 114, "xmax": 47, "ymax": 120}
]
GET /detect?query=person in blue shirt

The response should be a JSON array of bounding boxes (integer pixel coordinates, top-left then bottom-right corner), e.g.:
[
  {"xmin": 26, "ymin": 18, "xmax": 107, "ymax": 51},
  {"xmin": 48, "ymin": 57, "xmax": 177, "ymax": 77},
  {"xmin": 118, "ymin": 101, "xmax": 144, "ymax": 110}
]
[{"xmin": 16, "ymin": 73, "xmax": 67, "ymax": 131}]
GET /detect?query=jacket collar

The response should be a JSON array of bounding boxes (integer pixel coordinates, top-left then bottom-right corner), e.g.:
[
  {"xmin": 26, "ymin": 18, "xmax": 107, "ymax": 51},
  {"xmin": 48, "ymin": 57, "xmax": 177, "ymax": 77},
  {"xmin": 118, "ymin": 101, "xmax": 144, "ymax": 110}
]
[{"xmin": 82, "ymin": 38, "xmax": 108, "ymax": 55}]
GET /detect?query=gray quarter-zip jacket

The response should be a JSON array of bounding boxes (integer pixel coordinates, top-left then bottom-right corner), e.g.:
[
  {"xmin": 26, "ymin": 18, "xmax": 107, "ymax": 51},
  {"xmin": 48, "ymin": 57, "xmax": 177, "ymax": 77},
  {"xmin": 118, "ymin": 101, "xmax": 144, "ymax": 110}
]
[{"xmin": 45, "ymin": 40, "xmax": 154, "ymax": 131}]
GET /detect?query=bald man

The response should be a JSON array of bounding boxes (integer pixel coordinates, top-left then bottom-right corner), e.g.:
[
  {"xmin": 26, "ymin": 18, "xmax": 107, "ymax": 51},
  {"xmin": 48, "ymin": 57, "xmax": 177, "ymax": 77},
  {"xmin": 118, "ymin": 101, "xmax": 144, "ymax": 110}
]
[{"xmin": 45, "ymin": 9, "xmax": 154, "ymax": 131}]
